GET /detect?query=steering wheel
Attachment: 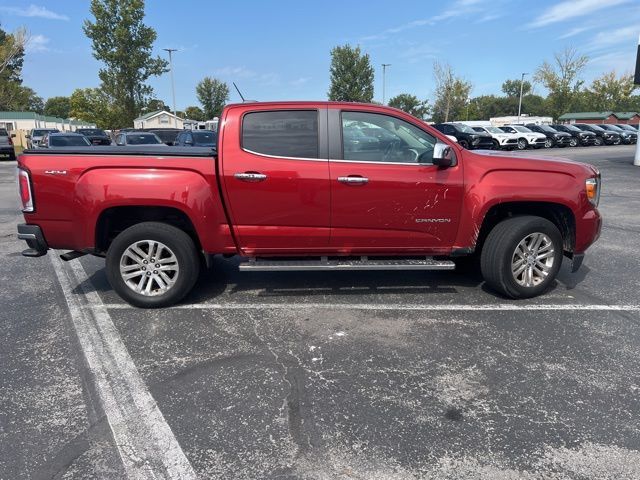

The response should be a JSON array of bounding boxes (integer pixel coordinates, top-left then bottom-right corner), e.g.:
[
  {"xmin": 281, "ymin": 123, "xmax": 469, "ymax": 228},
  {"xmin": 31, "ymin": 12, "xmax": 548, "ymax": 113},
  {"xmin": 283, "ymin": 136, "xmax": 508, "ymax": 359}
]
[{"xmin": 383, "ymin": 140, "xmax": 400, "ymax": 161}]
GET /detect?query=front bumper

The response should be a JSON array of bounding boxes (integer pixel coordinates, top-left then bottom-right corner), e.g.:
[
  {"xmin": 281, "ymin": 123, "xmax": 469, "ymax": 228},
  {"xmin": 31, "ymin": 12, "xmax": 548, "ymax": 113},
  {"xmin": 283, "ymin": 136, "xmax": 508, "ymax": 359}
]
[
  {"xmin": 17, "ymin": 224, "xmax": 48, "ymax": 257},
  {"xmin": 0, "ymin": 145, "xmax": 15, "ymax": 154}
]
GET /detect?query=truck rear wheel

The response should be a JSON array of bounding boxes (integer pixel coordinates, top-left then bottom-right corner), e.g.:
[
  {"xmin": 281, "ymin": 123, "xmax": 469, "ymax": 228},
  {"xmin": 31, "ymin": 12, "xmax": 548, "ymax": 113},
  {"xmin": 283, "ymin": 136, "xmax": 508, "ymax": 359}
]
[
  {"xmin": 480, "ymin": 216, "xmax": 562, "ymax": 299},
  {"xmin": 106, "ymin": 222, "xmax": 200, "ymax": 308}
]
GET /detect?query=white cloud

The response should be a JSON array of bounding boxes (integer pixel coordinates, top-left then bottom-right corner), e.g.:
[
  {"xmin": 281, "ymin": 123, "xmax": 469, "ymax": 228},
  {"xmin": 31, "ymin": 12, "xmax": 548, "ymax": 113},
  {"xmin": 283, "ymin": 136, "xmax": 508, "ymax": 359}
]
[
  {"xmin": 212, "ymin": 66, "xmax": 256, "ymax": 78},
  {"xmin": 589, "ymin": 25, "xmax": 639, "ymax": 49},
  {"xmin": 25, "ymin": 34, "xmax": 50, "ymax": 53},
  {"xmin": 588, "ymin": 51, "xmax": 636, "ymax": 74},
  {"xmin": 290, "ymin": 77, "xmax": 311, "ymax": 87},
  {"xmin": 527, "ymin": 0, "xmax": 628, "ymax": 28},
  {"xmin": 558, "ymin": 26, "xmax": 591, "ymax": 39},
  {"xmin": 0, "ymin": 4, "xmax": 69, "ymax": 21}
]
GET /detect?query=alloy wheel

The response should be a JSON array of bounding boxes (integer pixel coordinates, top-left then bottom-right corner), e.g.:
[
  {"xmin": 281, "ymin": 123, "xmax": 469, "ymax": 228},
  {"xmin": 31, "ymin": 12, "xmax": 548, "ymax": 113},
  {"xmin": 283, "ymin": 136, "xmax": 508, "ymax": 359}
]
[
  {"xmin": 511, "ymin": 232, "xmax": 555, "ymax": 288},
  {"xmin": 119, "ymin": 240, "xmax": 180, "ymax": 296}
]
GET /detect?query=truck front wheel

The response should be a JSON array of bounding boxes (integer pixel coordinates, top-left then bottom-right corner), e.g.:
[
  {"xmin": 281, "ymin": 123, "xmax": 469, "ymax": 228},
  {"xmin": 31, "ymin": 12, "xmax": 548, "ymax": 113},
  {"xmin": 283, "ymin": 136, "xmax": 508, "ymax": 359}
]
[
  {"xmin": 106, "ymin": 222, "xmax": 200, "ymax": 308},
  {"xmin": 480, "ymin": 216, "xmax": 562, "ymax": 299}
]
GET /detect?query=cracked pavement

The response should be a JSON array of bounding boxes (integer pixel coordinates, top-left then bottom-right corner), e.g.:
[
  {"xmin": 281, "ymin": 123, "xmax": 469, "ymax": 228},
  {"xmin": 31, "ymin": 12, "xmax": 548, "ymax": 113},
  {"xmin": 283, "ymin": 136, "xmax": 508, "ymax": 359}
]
[{"xmin": 2, "ymin": 145, "xmax": 640, "ymax": 479}]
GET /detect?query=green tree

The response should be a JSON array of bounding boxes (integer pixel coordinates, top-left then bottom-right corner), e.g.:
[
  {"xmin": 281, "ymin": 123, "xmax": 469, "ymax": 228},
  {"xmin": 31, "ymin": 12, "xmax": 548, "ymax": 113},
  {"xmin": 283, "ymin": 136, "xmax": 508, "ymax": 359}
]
[
  {"xmin": 69, "ymin": 87, "xmax": 115, "ymax": 128},
  {"xmin": 83, "ymin": 0, "xmax": 168, "ymax": 127},
  {"xmin": 534, "ymin": 47, "xmax": 588, "ymax": 119},
  {"xmin": 388, "ymin": 93, "xmax": 430, "ymax": 119},
  {"xmin": 432, "ymin": 61, "xmax": 472, "ymax": 123},
  {"xmin": 184, "ymin": 105, "xmax": 205, "ymax": 121},
  {"xmin": 44, "ymin": 96, "xmax": 71, "ymax": 118},
  {"xmin": 196, "ymin": 77, "xmax": 229, "ymax": 119},
  {"xmin": 501, "ymin": 78, "xmax": 532, "ymax": 98},
  {"xmin": 328, "ymin": 44, "xmax": 374, "ymax": 102},
  {"xmin": 585, "ymin": 70, "xmax": 637, "ymax": 111},
  {"xmin": 142, "ymin": 98, "xmax": 169, "ymax": 113}
]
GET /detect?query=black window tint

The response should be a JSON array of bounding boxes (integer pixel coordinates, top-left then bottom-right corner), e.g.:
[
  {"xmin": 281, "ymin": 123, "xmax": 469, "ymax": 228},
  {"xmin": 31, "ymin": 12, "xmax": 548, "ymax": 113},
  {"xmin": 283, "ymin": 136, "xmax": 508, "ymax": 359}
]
[
  {"xmin": 341, "ymin": 111, "xmax": 436, "ymax": 164},
  {"xmin": 242, "ymin": 110, "xmax": 318, "ymax": 159}
]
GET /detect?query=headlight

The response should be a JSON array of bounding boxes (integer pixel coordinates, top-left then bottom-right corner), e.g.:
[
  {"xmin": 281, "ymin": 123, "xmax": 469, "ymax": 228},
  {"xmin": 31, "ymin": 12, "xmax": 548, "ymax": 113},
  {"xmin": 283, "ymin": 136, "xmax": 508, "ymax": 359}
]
[{"xmin": 586, "ymin": 177, "xmax": 600, "ymax": 207}]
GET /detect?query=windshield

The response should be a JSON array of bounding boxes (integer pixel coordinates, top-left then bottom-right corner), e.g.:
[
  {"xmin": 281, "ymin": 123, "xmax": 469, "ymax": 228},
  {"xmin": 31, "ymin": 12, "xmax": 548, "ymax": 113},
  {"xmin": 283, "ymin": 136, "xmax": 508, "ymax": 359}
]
[
  {"xmin": 537, "ymin": 125, "xmax": 557, "ymax": 133},
  {"xmin": 77, "ymin": 129, "xmax": 106, "ymax": 136},
  {"xmin": 33, "ymin": 129, "xmax": 58, "ymax": 137},
  {"xmin": 512, "ymin": 126, "xmax": 533, "ymax": 133},
  {"xmin": 149, "ymin": 130, "xmax": 180, "ymax": 143},
  {"xmin": 453, "ymin": 123, "xmax": 477, "ymax": 134},
  {"xmin": 485, "ymin": 126, "xmax": 504, "ymax": 134},
  {"xmin": 619, "ymin": 124, "xmax": 638, "ymax": 131},
  {"xmin": 192, "ymin": 131, "xmax": 216, "ymax": 145},
  {"xmin": 126, "ymin": 133, "xmax": 162, "ymax": 145},
  {"xmin": 582, "ymin": 124, "xmax": 605, "ymax": 132},
  {"xmin": 603, "ymin": 125, "xmax": 623, "ymax": 132},
  {"xmin": 50, "ymin": 135, "xmax": 91, "ymax": 147},
  {"xmin": 561, "ymin": 125, "xmax": 582, "ymax": 132}
]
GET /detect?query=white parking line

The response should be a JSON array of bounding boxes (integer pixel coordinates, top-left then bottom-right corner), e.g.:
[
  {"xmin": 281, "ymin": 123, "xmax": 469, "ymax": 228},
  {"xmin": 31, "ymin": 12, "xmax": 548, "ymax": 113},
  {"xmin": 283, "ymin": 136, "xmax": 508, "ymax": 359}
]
[
  {"xmin": 50, "ymin": 255, "xmax": 198, "ymax": 480},
  {"xmin": 98, "ymin": 302, "xmax": 640, "ymax": 311}
]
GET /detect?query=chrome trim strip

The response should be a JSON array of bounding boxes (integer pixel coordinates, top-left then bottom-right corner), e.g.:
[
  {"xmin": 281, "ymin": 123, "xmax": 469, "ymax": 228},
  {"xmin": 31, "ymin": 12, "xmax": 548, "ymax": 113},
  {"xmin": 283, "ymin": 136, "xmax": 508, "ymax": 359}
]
[
  {"xmin": 241, "ymin": 148, "xmax": 327, "ymax": 162},
  {"xmin": 18, "ymin": 233, "xmax": 37, "ymax": 240},
  {"xmin": 329, "ymin": 159, "xmax": 434, "ymax": 167}
]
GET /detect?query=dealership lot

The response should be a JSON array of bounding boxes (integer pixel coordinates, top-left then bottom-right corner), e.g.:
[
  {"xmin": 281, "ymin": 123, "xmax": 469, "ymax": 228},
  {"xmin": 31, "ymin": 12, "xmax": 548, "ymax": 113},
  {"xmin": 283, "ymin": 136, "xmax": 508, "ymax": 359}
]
[{"xmin": 2, "ymin": 146, "xmax": 640, "ymax": 479}]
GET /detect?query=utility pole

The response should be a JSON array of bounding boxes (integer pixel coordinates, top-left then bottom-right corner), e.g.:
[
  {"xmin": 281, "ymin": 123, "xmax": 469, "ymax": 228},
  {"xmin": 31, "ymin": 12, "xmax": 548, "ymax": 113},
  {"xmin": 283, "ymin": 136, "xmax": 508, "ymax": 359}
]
[
  {"xmin": 517, "ymin": 72, "xmax": 528, "ymax": 125},
  {"xmin": 163, "ymin": 48, "xmax": 178, "ymax": 128},
  {"xmin": 382, "ymin": 64, "xmax": 391, "ymax": 104}
]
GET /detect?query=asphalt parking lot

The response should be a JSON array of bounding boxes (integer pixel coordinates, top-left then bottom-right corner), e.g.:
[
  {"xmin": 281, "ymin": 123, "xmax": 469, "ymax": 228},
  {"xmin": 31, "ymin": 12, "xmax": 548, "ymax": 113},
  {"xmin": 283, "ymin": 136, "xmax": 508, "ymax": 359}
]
[{"xmin": 2, "ymin": 145, "xmax": 640, "ymax": 479}]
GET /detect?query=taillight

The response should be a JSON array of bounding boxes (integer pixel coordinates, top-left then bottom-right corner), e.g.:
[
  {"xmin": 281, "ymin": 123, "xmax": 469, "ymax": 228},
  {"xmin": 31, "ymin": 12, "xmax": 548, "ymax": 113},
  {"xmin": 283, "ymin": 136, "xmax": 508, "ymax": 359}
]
[
  {"xmin": 8, "ymin": 136, "xmax": 13, "ymax": 145},
  {"xmin": 18, "ymin": 169, "xmax": 34, "ymax": 212}
]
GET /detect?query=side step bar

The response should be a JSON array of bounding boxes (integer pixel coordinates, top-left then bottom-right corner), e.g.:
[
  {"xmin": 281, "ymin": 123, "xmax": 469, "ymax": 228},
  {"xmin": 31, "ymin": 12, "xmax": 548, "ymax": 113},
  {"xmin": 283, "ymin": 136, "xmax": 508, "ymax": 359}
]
[{"xmin": 239, "ymin": 256, "xmax": 455, "ymax": 272}]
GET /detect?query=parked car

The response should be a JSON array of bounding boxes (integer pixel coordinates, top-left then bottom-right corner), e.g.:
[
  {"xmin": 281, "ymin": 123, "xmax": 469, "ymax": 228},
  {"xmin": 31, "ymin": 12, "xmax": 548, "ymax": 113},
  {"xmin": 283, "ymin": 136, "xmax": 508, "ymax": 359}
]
[
  {"xmin": 498, "ymin": 125, "xmax": 547, "ymax": 150},
  {"xmin": 0, "ymin": 128, "xmax": 16, "ymax": 160},
  {"xmin": 174, "ymin": 130, "xmax": 217, "ymax": 147},
  {"xmin": 115, "ymin": 131, "xmax": 166, "ymax": 146},
  {"xmin": 17, "ymin": 101, "xmax": 601, "ymax": 307},
  {"xmin": 76, "ymin": 128, "xmax": 112, "ymax": 146},
  {"xmin": 26, "ymin": 128, "xmax": 59, "ymax": 149},
  {"xmin": 39, "ymin": 132, "xmax": 92, "ymax": 148},
  {"xmin": 573, "ymin": 123, "xmax": 621, "ymax": 146},
  {"xmin": 143, "ymin": 128, "xmax": 181, "ymax": 146},
  {"xmin": 432, "ymin": 122, "xmax": 494, "ymax": 149},
  {"xmin": 525, "ymin": 124, "xmax": 572, "ymax": 148},
  {"xmin": 617, "ymin": 124, "xmax": 640, "ymax": 133},
  {"xmin": 551, "ymin": 124, "xmax": 596, "ymax": 147},
  {"xmin": 597, "ymin": 124, "xmax": 637, "ymax": 144},
  {"xmin": 471, "ymin": 126, "xmax": 519, "ymax": 150}
]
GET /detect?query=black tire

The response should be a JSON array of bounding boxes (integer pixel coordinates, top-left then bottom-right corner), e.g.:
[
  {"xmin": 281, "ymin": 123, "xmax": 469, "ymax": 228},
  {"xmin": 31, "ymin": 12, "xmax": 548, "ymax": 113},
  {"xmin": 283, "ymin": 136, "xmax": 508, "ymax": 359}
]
[
  {"xmin": 594, "ymin": 137, "xmax": 603, "ymax": 146},
  {"xmin": 569, "ymin": 137, "xmax": 578, "ymax": 147},
  {"xmin": 459, "ymin": 139, "xmax": 469, "ymax": 149},
  {"xmin": 491, "ymin": 139, "xmax": 500, "ymax": 150},
  {"xmin": 517, "ymin": 138, "xmax": 528, "ymax": 150},
  {"xmin": 480, "ymin": 216, "xmax": 562, "ymax": 299},
  {"xmin": 106, "ymin": 222, "xmax": 200, "ymax": 308},
  {"xmin": 8, "ymin": 151, "xmax": 16, "ymax": 161}
]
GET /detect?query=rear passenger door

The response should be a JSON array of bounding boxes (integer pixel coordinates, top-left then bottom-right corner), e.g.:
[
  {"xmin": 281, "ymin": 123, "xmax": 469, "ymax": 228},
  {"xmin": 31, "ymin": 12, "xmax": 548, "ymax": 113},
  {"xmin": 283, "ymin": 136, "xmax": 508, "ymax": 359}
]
[{"xmin": 220, "ymin": 107, "xmax": 330, "ymax": 253}]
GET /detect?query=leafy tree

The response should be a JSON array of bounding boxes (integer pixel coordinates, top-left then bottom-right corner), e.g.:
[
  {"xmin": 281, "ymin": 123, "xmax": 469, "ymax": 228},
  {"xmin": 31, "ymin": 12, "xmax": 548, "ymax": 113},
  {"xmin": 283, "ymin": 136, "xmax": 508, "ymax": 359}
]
[
  {"xmin": 184, "ymin": 105, "xmax": 205, "ymax": 121},
  {"xmin": 196, "ymin": 77, "xmax": 229, "ymax": 119},
  {"xmin": 432, "ymin": 61, "xmax": 472, "ymax": 123},
  {"xmin": 328, "ymin": 44, "xmax": 374, "ymax": 102},
  {"xmin": 584, "ymin": 70, "xmax": 637, "ymax": 111},
  {"xmin": 44, "ymin": 96, "xmax": 71, "ymax": 118},
  {"xmin": 534, "ymin": 47, "xmax": 588, "ymax": 119},
  {"xmin": 83, "ymin": 0, "xmax": 168, "ymax": 127},
  {"xmin": 69, "ymin": 87, "xmax": 115, "ymax": 128},
  {"xmin": 0, "ymin": 25, "xmax": 43, "ymax": 112},
  {"xmin": 143, "ymin": 98, "xmax": 169, "ymax": 113},
  {"xmin": 501, "ymin": 78, "xmax": 532, "ymax": 97},
  {"xmin": 388, "ymin": 93, "xmax": 430, "ymax": 119}
]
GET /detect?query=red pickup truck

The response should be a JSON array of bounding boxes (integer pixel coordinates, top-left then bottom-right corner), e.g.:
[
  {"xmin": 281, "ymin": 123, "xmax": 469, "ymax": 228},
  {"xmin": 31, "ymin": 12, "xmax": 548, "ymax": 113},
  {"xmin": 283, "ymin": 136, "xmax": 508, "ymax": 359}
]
[{"xmin": 17, "ymin": 102, "xmax": 602, "ymax": 307}]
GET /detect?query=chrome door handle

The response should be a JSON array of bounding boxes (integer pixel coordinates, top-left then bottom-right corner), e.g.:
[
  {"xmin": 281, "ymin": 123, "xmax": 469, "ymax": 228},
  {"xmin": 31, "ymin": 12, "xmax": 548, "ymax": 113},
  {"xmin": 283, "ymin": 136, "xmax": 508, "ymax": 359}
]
[
  {"xmin": 234, "ymin": 172, "xmax": 267, "ymax": 182},
  {"xmin": 338, "ymin": 176, "xmax": 369, "ymax": 185}
]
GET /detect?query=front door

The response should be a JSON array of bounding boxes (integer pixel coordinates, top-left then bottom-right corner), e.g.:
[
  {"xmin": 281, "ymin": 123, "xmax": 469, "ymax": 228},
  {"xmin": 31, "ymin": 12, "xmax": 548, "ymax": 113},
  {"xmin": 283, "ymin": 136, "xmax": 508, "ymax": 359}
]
[
  {"xmin": 220, "ymin": 107, "xmax": 330, "ymax": 254},
  {"xmin": 328, "ymin": 109, "xmax": 464, "ymax": 254}
]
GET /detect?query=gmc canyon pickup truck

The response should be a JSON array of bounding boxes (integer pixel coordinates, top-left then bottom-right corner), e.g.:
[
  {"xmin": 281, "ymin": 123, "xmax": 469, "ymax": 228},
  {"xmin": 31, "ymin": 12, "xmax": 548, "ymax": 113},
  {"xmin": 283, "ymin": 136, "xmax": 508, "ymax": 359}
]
[{"xmin": 17, "ymin": 102, "xmax": 602, "ymax": 307}]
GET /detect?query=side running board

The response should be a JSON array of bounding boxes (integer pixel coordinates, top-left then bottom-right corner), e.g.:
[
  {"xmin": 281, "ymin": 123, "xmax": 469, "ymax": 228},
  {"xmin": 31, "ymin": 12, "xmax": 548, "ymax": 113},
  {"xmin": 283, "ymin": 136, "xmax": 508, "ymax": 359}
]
[{"xmin": 239, "ymin": 256, "xmax": 455, "ymax": 272}]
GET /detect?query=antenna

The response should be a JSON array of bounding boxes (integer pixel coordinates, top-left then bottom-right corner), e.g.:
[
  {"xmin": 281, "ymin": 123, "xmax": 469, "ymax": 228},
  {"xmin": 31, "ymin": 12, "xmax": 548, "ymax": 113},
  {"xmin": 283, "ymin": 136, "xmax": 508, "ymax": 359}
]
[{"xmin": 233, "ymin": 82, "xmax": 246, "ymax": 102}]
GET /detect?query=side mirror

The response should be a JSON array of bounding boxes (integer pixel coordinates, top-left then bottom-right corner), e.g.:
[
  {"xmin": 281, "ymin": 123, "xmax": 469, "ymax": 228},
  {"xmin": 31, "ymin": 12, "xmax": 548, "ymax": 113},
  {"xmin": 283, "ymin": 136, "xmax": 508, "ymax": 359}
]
[
  {"xmin": 432, "ymin": 142, "xmax": 456, "ymax": 167},
  {"xmin": 10, "ymin": 133, "xmax": 16, "ymax": 138},
  {"xmin": 25, "ymin": 134, "xmax": 31, "ymax": 139}
]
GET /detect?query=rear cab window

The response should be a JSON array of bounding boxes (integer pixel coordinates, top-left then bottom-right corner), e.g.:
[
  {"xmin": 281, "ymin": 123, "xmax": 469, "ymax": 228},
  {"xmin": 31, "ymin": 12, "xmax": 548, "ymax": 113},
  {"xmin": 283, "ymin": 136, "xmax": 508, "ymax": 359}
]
[{"xmin": 242, "ymin": 110, "xmax": 319, "ymax": 159}]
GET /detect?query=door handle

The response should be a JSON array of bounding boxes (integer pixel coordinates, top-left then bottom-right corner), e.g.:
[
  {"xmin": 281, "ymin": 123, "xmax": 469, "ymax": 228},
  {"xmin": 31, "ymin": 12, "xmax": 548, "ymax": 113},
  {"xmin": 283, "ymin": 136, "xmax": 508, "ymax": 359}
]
[
  {"xmin": 338, "ymin": 176, "xmax": 369, "ymax": 185},
  {"xmin": 234, "ymin": 172, "xmax": 267, "ymax": 182}
]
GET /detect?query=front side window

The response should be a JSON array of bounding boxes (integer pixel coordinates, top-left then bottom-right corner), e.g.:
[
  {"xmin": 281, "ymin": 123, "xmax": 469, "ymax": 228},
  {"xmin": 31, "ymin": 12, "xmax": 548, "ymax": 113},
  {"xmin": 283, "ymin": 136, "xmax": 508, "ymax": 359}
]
[
  {"xmin": 341, "ymin": 111, "xmax": 436, "ymax": 164},
  {"xmin": 242, "ymin": 110, "xmax": 318, "ymax": 159}
]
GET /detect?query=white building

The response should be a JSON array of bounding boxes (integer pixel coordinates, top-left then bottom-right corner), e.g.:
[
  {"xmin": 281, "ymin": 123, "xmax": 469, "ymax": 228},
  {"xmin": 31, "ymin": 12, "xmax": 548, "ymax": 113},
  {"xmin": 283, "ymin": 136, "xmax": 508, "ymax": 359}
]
[
  {"xmin": 134, "ymin": 110, "xmax": 185, "ymax": 129},
  {"xmin": 489, "ymin": 115, "xmax": 553, "ymax": 126},
  {"xmin": 0, "ymin": 111, "xmax": 95, "ymax": 133}
]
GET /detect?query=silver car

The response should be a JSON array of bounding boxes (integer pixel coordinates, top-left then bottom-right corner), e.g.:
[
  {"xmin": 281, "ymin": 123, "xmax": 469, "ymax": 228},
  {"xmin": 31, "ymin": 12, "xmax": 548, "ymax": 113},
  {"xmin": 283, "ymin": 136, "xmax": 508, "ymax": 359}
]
[{"xmin": 26, "ymin": 128, "xmax": 59, "ymax": 149}]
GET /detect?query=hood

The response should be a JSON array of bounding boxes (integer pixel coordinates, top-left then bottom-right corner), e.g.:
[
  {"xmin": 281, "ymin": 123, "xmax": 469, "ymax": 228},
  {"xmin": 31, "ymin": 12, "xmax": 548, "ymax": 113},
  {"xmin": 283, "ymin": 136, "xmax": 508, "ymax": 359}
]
[{"xmin": 470, "ymin": 149, "xmax": 599, "ymax": 177}]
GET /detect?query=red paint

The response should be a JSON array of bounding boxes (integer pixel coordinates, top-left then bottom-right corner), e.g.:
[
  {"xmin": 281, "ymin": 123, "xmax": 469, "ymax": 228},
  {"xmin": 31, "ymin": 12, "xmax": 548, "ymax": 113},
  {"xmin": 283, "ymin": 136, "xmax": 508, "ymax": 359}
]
[{"xmin": 18, "ymin": 101, "xmax": 601, "ymax": 259}]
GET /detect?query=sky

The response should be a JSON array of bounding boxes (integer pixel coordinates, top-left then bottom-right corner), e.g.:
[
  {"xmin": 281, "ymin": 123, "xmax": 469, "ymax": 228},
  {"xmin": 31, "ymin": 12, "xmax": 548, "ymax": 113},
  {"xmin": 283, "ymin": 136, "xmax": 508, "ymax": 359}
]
[{"xmin": 0, "ymin": 0, "xmax": 639, "ymax": 110}]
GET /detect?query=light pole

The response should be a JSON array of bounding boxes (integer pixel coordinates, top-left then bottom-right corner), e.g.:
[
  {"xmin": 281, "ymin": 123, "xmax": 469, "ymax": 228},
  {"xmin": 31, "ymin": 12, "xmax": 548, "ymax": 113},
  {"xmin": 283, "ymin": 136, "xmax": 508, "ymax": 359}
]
[
  {"xmin": 382, "ymin": 63, "xmax": 391, "ymax": 104},
  {"xmin": 163, "ymin": 48, "xmax": 178, "ymax": 128},
  {"xmin": 517, "ymin": 72, "xmax": 528, "ymax": 125}
]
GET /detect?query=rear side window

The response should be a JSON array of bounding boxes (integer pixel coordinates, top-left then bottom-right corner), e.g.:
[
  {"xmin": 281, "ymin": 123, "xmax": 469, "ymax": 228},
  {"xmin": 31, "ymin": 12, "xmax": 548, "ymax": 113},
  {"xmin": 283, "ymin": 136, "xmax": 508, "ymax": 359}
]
[{"xmin": 242, "ymin": 110, "xmax": 318, "ymax": 159}]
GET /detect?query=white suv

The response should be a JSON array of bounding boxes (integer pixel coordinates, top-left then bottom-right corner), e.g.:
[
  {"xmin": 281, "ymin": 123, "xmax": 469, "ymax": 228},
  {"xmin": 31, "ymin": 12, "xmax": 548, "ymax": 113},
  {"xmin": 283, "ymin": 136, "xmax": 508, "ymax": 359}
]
[
  {"xmin": 472, "ymin": 126, "xmax": 518, "ymax": 150},
  {"xmin": 499, "ymin": 125, "xmax": 546, "ymax": 150}
]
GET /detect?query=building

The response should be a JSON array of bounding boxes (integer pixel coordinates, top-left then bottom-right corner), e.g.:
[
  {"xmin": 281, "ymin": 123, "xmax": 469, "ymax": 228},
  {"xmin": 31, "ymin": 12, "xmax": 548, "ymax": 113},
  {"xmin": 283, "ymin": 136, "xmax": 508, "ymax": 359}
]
[
  {"xmin": 557, "ymin": 112, "xmax": 620, "ymax": 124},
  {"xmin": 0, "ymin": 111, "xmax": 96, "ymax": 147},
  {"xmin": 134, "ymin": 110, "xmax": 185, "ymax": 129},
  {"xmin": 489, "ymin": 115, "xmax": 553, "ymax": 126},
  {"xmin": 613, "ymin": 112, "xmax": 640, "ymax": 125}
]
